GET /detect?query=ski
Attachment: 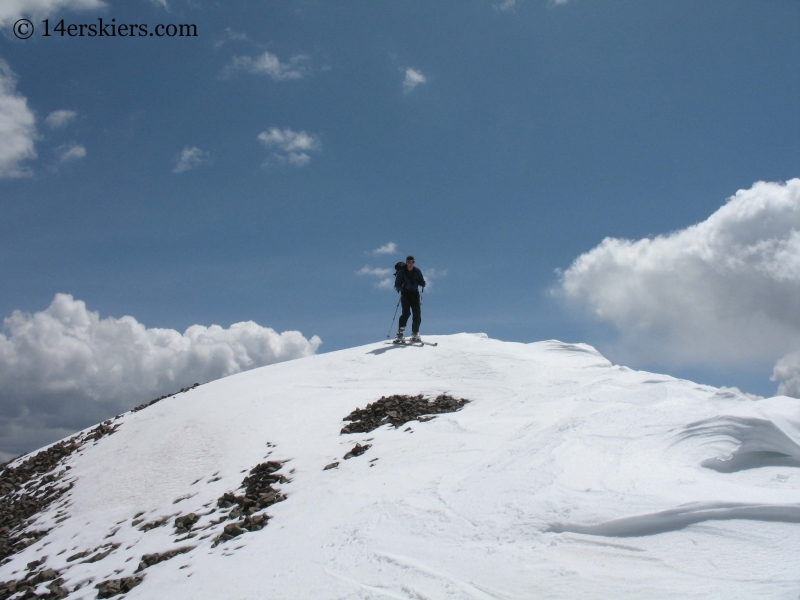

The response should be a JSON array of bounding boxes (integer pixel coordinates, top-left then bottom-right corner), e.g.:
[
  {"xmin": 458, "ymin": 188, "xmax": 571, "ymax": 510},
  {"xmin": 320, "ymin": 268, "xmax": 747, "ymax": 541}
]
[{"xmin": 384, "ymin": 339, "xmax": 438, "ymax": 347}]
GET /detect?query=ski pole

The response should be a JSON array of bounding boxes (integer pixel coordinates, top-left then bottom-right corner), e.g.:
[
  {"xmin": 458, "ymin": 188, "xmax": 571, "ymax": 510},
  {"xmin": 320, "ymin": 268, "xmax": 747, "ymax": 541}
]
[{"xmin": 386, "ymin": 296, "xmax": 401, "ymax": 339}]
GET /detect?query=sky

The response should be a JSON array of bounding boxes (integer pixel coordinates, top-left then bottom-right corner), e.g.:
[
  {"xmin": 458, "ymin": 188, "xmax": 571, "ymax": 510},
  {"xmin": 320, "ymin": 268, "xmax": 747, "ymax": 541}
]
[{"xmin": 1, "ymin": 0, "xmax": 799, "ymax": 458}]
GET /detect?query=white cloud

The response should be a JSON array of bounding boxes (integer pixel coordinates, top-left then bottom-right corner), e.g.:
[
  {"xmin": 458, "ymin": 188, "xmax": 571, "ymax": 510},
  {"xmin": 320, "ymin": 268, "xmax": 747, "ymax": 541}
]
[
  {"xmin": 257, "ymin": 127, "xmax": 321, "ymax": 167},
  {"xmin": 371, "ymin": 242, "xmax": 397, "ymax": 255},
  {"xmin": 422, "ymin": 267, "xmax": 447, "ymax": 290},
  {"xmin": 57, "ymin": 142, "xmax": 86, "ymax": 162},
  {"xmin": 173, "ymin": 146, "xmax": 211, "ymax": 173},
  {"xmin": 358, "ymin": 266, "xmax": 395, "ymax": 290},
  {"xmin": 772, "ymin": 353, "xmax": 800, "ymax": 397},
  {"xmin": 495, "ymin": 0, "xmax": 517, "ymax": 11},
  {"xmin": 0, "ymin": 294, "xmax": 322, "ymax": 457},
  {"xmin": 0, "ymin": 0, "xmax": 103, "ymax": 27},
  {"xmin": 558, "ymin": 179, "xmax": 800, "ymax": 395},
  {"xmin": 45, "ymin": 109, "xmax": 77, "ymax": 129},
  {"xmin": 403, "ymin": 68, "xmax": 427, "ymax": 94},
  {"xmin": 0, "ymin": 60, "xmax": 37, "ymax": 178},
  {"xmin": 149, "ymin": 0, "xmax": 168, "ymax": 8},
  {"xmin": 225, "ymin": 52, "xmax": 308, "ymax": 81}
]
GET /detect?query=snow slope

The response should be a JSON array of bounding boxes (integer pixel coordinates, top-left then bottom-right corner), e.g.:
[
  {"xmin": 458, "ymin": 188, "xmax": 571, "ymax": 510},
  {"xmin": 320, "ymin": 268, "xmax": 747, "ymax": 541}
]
[{"xmin": 3, "ymin": 334, "xmax": 800, "ymax": 599}]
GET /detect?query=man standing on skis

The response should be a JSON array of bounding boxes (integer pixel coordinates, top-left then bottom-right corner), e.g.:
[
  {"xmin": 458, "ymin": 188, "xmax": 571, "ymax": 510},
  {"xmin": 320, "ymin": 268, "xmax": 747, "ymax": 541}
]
[{"xmin": 394, "ymin": 255, "xmax": 426, "ymax": 342}]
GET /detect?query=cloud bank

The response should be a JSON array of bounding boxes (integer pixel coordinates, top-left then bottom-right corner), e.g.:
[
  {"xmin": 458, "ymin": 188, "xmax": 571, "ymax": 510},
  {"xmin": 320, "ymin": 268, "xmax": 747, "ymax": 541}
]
[
  {"xmin": 0, "ymin": 294, "xmax": 322, "ymax": 460},
  {"xmin": 558, "ymin": 178, "xmax": 800, "ymax": 396},
  {"xmin": 0, "ymin": 61, "xmax": 37, "ymax": 178}
]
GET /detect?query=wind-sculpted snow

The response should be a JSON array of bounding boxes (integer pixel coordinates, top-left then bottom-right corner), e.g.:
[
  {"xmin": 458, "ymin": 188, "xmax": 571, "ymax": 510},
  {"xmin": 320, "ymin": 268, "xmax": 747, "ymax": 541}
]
[
  {"xmin": 681, "ymin": 416, "xmax": 800, "ymax": 472},
  {"xmin": 548, "ymin": 502, "xmax": 800, "ymax": 537}
]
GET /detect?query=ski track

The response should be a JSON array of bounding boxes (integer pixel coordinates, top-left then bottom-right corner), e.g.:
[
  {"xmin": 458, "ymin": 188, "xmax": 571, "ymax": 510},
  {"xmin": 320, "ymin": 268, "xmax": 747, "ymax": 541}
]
[{"xmin": 2, "ymin": 334, "xmax": 800, "ymax": 598}]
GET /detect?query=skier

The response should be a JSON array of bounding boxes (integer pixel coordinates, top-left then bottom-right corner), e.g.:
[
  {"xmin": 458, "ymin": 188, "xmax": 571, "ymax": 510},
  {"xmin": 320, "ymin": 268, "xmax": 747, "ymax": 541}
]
[{"xmin": 394, "ymin": 256, "xmax": 426, "ymax": 343}]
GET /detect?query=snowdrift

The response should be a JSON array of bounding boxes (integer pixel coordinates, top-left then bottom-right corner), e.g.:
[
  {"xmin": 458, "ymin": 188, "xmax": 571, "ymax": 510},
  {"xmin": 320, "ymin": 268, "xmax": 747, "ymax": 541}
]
[{"xmin": 2, "ymin": 334, "xmax": 800, "ymax": 599}]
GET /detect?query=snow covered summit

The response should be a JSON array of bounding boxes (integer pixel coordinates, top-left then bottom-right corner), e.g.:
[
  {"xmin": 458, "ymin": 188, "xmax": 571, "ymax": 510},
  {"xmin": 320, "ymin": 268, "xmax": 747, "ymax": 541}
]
[{"xmin": 2, "ymin": 334, "xmax": 800, "ymax": 599}]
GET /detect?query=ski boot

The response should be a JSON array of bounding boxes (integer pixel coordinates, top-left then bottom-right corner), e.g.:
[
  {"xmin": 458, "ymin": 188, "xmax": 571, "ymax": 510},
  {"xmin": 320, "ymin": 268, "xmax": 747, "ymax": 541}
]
[
  {"xmin": 409, "ymin": 332, "xmax": 421, "ymax": 343},
  {"xmin": 393, "ymin": 328, "xmax": 405, "ymax": 344}
]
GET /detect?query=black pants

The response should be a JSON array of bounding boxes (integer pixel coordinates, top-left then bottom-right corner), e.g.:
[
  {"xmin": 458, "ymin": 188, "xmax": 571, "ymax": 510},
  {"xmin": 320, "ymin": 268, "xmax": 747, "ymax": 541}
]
[{"xmin": 399, "ymin": 291, "xmax": 421, "ymax": 333}]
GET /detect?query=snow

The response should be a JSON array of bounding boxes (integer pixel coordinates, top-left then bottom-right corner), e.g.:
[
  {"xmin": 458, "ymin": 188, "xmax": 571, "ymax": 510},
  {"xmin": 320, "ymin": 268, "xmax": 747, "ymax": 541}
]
[{"xmin": 3, "ymin": 333, "xmax": 800, "ymax": 598}]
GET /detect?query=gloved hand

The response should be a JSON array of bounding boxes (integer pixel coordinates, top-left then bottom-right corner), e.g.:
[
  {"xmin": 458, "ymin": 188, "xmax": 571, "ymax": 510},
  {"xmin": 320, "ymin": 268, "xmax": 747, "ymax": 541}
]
[{"xmin": 420, "ymin": 281, "xmax": 426, "ymax": 288}]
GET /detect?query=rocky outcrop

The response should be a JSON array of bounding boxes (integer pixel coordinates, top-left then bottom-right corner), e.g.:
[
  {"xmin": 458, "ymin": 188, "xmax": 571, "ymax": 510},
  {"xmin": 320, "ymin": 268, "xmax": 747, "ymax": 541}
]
[
  {"xmin": 0, "ymin": 421, "xmax": 120, "ymax": 562},
  {"xmin": 0, "ymin": 566, "xmax": 68, "ymax": 599},
  {"xmin": 131, "ymin": 383, "xmax": 201, "ymax": 413},
  {"xmin": 212, "ymin": 461, "xmax": 289, "ymax": 546},
  {"xmin": 341, "ymin": 394, "xmax": 470, "ymax": 434}
]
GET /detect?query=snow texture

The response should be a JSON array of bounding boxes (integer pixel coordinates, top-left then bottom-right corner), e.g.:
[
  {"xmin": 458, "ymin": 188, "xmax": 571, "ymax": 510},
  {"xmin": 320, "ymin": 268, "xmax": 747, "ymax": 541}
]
[{"xmin": 2, "ymin": 334, "xmax": 800, "ymax": 599}]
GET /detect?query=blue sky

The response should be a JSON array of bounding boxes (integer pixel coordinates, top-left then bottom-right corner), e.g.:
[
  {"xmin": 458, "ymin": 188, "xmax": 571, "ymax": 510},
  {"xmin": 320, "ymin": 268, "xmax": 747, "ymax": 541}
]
[{"xmin": 1, "ymin": 0, "xmax": 800, "ymax": 456}]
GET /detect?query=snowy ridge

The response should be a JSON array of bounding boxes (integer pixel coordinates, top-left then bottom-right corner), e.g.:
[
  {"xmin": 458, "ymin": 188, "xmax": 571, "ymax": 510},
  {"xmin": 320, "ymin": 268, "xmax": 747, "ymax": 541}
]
[{"xmin": 2, "ymin": 333, "xmax": 800, "ymax": 599}]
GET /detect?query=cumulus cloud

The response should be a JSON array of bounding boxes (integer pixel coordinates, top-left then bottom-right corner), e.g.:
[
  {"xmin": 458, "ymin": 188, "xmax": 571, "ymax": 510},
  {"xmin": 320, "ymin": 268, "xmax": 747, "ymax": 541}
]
[
  {"xmin": 0, "ymin": 60, "xmax": 37, "ymax": 178},
  {"xmin": 56, "ymin": 142, "xmax": 86, "ymax": 162},
  {"xmin": 257, "ymin": 127, "xmax": 321, "ymax": 167},
  {"xmin": 371, "ymin": 242, "xmax": 397, "ymax": 255},
  {"xmin": 45, "ymin": 109, "xmax": 77, "ymax": 129},
  {"xmin": 0, "ymin": 0, "xmax": 103, "ymax": 28},
  {"xmin": 173, "ymin": 146, "xmax": 211, "ymax": 173},
  {"xmin": 558, "ymin": 178, "xmax": 800, "ymax": 396},
  {"xmin": 225, "ymin": 52, "xmax": 308, "ymax": 81},
  {"xmin": 403, "ymin": 68, "xmax": 427, "ymax": 94},
  {"xmin": 0, "ymin": 294, "xmax": 322, "ymax": 459}
]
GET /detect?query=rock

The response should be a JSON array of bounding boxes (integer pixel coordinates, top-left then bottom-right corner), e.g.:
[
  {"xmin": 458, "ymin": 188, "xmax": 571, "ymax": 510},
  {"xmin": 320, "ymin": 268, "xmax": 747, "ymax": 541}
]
[
  {"xmin": 82, "ymin": 544, "xmax": 117, "ymax": 563},
  {"xmin": 66, "ymin": 550, "xmax": 89, "ymax": 562},
  {"xmin": 323, "ymin": 462, "xmax": 339, "ymax": 471},
  {"xmin": 174, "ymin": 513, "xmax": 199, "ymax": 534},
  {"xmin": 95, "ymin": 576, "xmax": 143, "ymax": 598},
  {"xmin": 343, "ymin": 443, "xmax": 372, "ymax": 460},
  {"xmin": 136, "ymin": 546, "xmax": 195, "ymax": 572},
  {"xmin": 34, "ymin": 568, "xmax": 58, "ymax": 582},
  {"xmin": 139, "ymin": 518, "xmax": 168, "ymax": 532}
]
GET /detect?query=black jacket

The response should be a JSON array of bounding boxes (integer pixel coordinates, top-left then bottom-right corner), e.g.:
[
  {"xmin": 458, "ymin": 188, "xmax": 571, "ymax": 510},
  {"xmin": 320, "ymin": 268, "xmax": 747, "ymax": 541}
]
[{"xmin": 395, "ymin": 266, "xmax": 425, "ymax": 293}]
